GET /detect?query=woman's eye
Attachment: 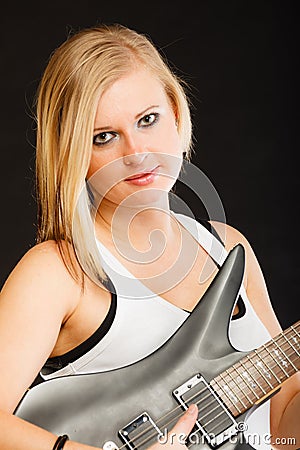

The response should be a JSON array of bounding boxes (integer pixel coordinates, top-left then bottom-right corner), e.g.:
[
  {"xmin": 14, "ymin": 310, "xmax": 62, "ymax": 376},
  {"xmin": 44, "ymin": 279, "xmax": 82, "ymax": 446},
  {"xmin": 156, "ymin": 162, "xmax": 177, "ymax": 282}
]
[
  {"xmin": 138, "ymin": 113, "xmax": 159, "ymax": 127},
  {"xmin": 93, "ymin": 131, "xmax": 116, "ymax": 146}
]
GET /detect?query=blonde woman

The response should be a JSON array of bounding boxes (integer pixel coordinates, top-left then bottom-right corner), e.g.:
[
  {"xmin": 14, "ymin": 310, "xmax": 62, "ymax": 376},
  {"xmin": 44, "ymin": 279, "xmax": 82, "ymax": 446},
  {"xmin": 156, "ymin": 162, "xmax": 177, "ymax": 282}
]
[{"xmin": 0, "ymin": 24, "xmax": 299, "ymax": 450}]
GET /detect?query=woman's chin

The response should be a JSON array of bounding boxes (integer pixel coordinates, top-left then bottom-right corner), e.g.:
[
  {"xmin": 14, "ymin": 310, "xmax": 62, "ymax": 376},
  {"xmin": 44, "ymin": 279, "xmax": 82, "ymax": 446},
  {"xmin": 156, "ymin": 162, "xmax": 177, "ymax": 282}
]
[{"xmin": 122, "ymin": 189, "xmax": 169, "ymax": 209}]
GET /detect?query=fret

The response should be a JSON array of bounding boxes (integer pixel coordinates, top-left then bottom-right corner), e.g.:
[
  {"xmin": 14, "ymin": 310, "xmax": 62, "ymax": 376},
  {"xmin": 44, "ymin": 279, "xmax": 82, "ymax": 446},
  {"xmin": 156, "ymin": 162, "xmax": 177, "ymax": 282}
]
[
  {"xmin": 252, "ymin": 334, "xmax": 298, "ymax": 387},
  {"xmin": 211, "ymin": 374, "xmax": 242, "ymax": 415},
  {"xmin": 241, "ymin": 355, "xmax": 273, "ymax": 395},
  {"xmin": 271, "ymin": 332, "xmax": 298, "ymax": 377},
  {"xmin": 225, "ymin": 366, "xmax": 254, "ymax": 404},
  {"xmin": 273, "ymin": 339, "xmax": 297, "ymax": 372},
  {"xmin": 262, "ymin": 342, "xmax": 289, "ymax": 380},
  {"xmin": 287, "ymin": 326, "xmax": 300, "ymax": 361},
  {"xmin": 246, "ymin": 354, "xmax": 273, "ymax": 390},
  {"xmin": 209, "ymin": 321, "xmax": 300, "ymax": 419},
  {"xmin": 255, "ymin": 347, "xmax": 281, "ymax": 383},
  {"xmin": 284, "ymin": 332, "xmax": 300, "ymax": 359},
  {"xmin": 274, "ymin": 333, "xmax": 299, "ymax": 363},
  {"xmin": 291, "ymin": 324, "xmax": 300, "ymax": 339},
  {"xmin": 214, "ymin": 374, "xmax": 242, "ymax": 413},
  {"xmin": 240, "ymin": 359, "xmax": 266, "ymax": 395},
  {"xmin": 224, "ymin": 369, "xmax": 249, "ymax": 408},
  {"xmin": 231, "ymin": 362, "xmax": 260, "ymax": 403},
  {"xmin": 274, "ymin": 328, "xmax": 300, "ymax": 362}
]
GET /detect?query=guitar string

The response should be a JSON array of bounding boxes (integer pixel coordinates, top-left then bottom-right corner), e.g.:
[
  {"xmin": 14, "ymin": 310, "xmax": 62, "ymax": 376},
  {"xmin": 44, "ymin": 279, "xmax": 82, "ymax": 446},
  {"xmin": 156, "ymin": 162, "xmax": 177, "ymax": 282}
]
[
  {"xmin": 224, "ymin": 352, "xmax": 274, "ymax": 407},
  {"xmin": 247, "ymin": 353, "xmax": 275, "ymax": 389},
  {"xmin": 222, "ymin": 368, "xmax": 249, "ymax": 407},
  {"xmin": 282, "ymin": 333, "xmax": 300, "ymax": 358},
  {"xmin": 119, "ymin": 382, "xmax": 252, "ymax": 450},
  {"xmin": 123, "ymin": 372, "xmax": 244, "ymax": 449},
  {"xmin": 219, "ymin": 330, "xmax": 299, "ymax": 392},
  {"xmin": 124, "ymin": 332, "xmax": 300, "ymax": 450},
  {"xmin": 114, "ymin": 331, "xmax": 300, "ymax": 450},
  {"xmin": 218, "ymin": 334, "xmax": 300, "ymax": 404},
  {"xmin": 225, "ymin": 355, "xmax": 273, "ymax": 408},
  {"xmin": 213, "ymin": 372, "xmax": 242, "ymax": 414},
  {"xmin": 212, "ymin": 335, "xmax": 298, "ymax": 412},
  {"xmin": 120, "ymin": 350, "xmax": 297, "ymax": 450},
  {"xmin": 118, "ymin": 392, "xmax": 230, "ymax": 450},
  {"xmin": 114, "ymin": 331, "xmax": 299, "ymax": 450},
  {"xmin": 279, "ymin": 331, "xmax": 300, "ymax": 363}
]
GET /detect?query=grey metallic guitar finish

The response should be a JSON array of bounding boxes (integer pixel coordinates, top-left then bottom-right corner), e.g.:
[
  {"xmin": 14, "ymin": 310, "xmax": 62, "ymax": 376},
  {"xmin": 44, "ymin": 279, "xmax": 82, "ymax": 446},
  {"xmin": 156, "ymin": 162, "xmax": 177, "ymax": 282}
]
[{"xmin": 16, "ymin": 245, "xmax": 257, "ymax": 449}]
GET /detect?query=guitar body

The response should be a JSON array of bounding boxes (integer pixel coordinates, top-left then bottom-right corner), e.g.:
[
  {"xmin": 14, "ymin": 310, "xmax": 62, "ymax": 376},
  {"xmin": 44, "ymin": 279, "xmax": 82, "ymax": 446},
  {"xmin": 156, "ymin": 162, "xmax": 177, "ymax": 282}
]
[{"xmin": 15, "ymin": 245, "xmax": 261, "ymax": 449}]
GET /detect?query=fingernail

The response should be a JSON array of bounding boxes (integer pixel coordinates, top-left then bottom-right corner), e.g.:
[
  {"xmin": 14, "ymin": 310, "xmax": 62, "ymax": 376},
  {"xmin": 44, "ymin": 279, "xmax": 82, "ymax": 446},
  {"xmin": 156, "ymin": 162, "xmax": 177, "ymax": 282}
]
[{"xmin": 187, "ymin": 404, "xmax": 197, "ymax": 415}]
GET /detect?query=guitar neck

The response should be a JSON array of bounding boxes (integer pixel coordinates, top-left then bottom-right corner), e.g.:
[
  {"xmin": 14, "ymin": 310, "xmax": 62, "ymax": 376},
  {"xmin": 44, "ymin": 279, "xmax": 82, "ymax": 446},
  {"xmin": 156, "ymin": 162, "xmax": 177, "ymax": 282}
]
[{"xmin": 210, "ymin": 320, "xmax": 300, "ymax": 417}]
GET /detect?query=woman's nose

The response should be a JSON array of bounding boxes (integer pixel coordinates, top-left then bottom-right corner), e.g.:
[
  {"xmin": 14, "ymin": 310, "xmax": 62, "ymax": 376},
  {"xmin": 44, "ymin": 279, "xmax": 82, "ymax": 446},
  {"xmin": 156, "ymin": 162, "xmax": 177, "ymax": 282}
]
[
  {"xmin": 123, "ymin": 152, "xmax": 148, "ymax": 166},
  {"xmin": 122, "ymin": 134, "xmax": 148, "ymax": 166}
]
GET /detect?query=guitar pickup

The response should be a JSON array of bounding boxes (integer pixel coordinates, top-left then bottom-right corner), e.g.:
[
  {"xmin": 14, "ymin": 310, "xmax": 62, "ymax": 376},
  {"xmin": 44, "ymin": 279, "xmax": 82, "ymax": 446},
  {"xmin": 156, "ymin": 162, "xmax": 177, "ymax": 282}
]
[
  {"xmin": 173, "ymin": 373, "xmax": 239, "ymax": 448},
  {"xmin": 119, "ymin": 412, "xmax": 162, "ymax": 450}
]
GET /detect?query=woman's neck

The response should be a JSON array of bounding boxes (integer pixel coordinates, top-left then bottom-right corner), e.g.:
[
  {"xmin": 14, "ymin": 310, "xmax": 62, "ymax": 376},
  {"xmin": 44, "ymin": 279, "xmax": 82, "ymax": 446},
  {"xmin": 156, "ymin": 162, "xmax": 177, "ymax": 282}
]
[{"xmin": 95, "ymin": 196, "xmax": 176, "ymax": 260}]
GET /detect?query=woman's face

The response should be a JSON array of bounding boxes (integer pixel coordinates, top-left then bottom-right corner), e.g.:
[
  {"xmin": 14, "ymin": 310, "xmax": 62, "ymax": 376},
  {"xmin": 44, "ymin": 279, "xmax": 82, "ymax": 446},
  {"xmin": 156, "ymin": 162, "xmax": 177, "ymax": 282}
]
[{"xmin": 87, "ymin": 67, "xmax": 183, "ymax": 208}]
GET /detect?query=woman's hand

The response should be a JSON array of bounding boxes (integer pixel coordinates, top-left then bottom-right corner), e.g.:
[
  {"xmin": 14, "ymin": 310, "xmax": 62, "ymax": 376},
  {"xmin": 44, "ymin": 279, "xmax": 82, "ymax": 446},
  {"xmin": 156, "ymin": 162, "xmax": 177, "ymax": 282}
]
[
  {"xmin": 62, "ymin": 406, "xmax": 199, "ymax": 450},
  {"xmin": 149, "ymin": 404, "xmax": 198, "ymax": 450}
]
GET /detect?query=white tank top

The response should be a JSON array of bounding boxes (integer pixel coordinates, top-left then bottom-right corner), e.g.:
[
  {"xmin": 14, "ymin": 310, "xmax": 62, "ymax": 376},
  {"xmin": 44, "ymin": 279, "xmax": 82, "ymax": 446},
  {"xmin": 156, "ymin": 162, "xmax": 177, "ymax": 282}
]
[{"xmin": 41, "ymin": 214, "xmax": 272, "ymax": 449}]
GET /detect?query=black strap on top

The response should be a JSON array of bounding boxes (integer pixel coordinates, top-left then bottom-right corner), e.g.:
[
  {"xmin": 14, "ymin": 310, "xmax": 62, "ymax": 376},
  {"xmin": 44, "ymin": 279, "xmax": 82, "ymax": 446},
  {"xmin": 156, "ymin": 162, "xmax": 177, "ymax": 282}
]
[
  {"xmin": 197, "ymin": 218, "xmax": 246, "ymax": 320},
  {"xmin": 30, "ymin": 291, "xmax": 117, "ymax": 388},
  {"xmin": 196, "ymin": 218, "xmax": 223, "ymax": 267},
  {"xmin": 31, "ymin": 273, "xmax": 117, "ymax": 388}
]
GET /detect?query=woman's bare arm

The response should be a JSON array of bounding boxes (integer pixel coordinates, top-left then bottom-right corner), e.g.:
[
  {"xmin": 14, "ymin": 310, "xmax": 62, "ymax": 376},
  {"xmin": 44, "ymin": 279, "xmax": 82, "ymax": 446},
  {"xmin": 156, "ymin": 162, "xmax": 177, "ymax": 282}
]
[{"xmin": 0, "ymin": 241, "xmax": 100, "ymax": 449}]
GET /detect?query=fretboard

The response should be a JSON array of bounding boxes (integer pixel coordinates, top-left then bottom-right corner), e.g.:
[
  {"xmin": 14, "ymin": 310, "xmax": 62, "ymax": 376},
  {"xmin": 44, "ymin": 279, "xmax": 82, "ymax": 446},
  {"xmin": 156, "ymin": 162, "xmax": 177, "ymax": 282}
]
[{"xmin": 210, "ymin": 320, "xmax": 300, "ymax": 416}]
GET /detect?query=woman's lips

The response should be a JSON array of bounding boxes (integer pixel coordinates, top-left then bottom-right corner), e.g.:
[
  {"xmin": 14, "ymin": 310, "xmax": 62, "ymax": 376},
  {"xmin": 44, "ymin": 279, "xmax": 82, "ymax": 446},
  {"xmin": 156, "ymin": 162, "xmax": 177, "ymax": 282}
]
[{"xmin": 125, "ymin": 166, "xmax": 159, "ymax": 186}]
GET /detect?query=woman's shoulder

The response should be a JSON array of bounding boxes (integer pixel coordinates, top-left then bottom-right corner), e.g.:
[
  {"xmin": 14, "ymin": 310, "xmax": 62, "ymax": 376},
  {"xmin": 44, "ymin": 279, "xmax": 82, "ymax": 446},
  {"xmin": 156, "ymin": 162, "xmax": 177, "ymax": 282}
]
[
  {"xmin": 6, "ymin": 240, "xmax": 77, "ymax": 284},
  {"xmin": 2, "ymin": 240, "xmax": 110, "ymax": 320},
  {"xmin": 209, "ymin": 220, "xmax": 251, "ymax": 252},
  {"xmin": 1, "ymin": 240, "xmax": 84, "ymax": 318},
  {"xmin": 175, "ymin": 214, "xmax": 250, "ymax": 250},
  {"xmin": 11, "ymin": 239, "xmax": 68, "ymax": 262}
]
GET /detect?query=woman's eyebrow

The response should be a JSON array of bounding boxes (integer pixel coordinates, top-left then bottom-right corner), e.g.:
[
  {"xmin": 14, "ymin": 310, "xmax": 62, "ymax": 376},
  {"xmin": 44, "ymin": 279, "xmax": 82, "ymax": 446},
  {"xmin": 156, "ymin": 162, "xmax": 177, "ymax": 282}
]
[
  {"xmin": 134, "ymin": 105, "xmax": 159, "ymax": 120},
  {"xmin": 93, "ymin": 125, "xmax": 113, "ymax": 132},
  {"xmin": 93, "ymin": 105, "xmax": 160, "ymax": 132}
]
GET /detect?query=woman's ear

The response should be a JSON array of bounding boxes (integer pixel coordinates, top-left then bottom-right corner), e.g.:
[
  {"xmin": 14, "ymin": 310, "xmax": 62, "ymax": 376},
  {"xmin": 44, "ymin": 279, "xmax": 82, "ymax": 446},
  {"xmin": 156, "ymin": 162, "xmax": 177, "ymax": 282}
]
[
  {"xmin": 174, "ymin": 111, "xmax": 179, "ymax": 128},
  {"xmin": 172, "ymin": 105, "xmax": 179, "ymax": 128}
]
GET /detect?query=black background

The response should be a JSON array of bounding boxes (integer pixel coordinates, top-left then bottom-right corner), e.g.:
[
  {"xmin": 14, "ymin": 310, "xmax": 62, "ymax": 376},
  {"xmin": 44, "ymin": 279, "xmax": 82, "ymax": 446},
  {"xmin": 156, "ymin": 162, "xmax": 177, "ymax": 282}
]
[{"xmin": 1, "ymin": 1, "xmax": 299, "ymax": 329}]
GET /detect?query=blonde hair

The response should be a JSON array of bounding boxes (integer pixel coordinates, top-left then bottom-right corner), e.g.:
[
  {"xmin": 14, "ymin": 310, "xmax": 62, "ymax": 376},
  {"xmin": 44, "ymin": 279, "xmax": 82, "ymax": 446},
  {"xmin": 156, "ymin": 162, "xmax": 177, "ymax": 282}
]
[{"xmin": 35, "ymin": 24, "xmax": 193, "ymax": 285}]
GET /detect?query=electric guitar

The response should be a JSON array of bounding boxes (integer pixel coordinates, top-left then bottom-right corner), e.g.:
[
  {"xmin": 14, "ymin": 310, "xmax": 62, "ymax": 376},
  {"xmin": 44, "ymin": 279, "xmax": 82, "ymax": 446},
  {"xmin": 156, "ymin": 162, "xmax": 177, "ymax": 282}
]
[{"xmin": 15, "ymin": 245, "xmax": 300, "ymax": 449}]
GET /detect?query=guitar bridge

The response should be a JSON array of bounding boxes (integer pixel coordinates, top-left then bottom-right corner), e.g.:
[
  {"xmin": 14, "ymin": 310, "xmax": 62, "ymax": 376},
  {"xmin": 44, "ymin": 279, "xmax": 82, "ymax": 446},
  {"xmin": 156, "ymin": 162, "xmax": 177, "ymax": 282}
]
[
  {"xmin": 119, "ymin": 412, "xmax": 161, "ymax": 450},
  {"xmin": 173, "ymin": 373, "xmax": 239, "ymax": 448}
]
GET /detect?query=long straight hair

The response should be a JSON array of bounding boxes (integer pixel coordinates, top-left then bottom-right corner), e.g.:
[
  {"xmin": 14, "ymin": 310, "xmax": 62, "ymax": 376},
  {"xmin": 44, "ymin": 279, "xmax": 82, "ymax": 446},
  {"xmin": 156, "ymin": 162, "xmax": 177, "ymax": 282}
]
[{"xmin": 35, "ymin": 24, "xmax": 193, "ymax": 286}]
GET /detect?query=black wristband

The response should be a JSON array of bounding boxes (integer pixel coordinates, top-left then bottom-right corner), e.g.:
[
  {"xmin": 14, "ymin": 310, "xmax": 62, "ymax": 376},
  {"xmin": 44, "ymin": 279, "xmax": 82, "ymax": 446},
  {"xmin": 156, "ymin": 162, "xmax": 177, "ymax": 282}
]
[{"xmin": 52, "ymin": 434, "xmax": 69, "ymax": 450}]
